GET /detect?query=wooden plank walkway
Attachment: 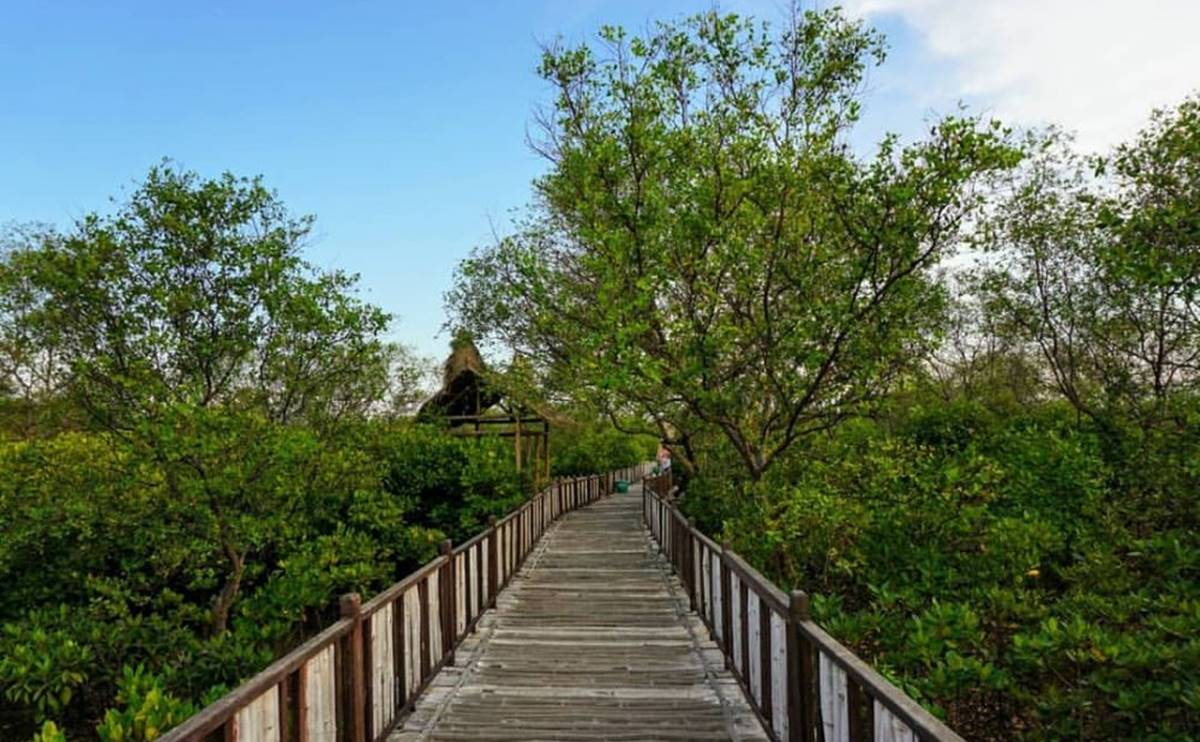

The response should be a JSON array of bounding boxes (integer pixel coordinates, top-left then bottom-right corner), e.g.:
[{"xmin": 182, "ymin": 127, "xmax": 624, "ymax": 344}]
[{"xmin": 391, "ymin": 483, "xmax": 769, "ymax": 741}]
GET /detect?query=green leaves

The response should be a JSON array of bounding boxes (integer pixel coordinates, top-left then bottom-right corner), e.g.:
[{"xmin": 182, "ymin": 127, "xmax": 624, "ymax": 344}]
[
  {"xmin": 451, "ymin": 10, "xmax": 1018, "ymax": 480},
  {"xmin": 975, "ymin": 98, "xmax": 1200, "ymax": 434},
  {"xmin": 0, "ymin": 615, "xmax": 92, "ymax": 723},
  {"xmin": 94, "ymin": 666, "xmax": 195, "ymax": 742},
  {"xmin": 380, "ymin": 423, "xmax": 526, "ymax": 542},
  {"xmin": 683, "ymin": 392, "xmax": 1200, "ymax": 738},
  {"xmin": 2, "ymin": 162, "xmax": 397, "ymax": 434},
  {"xmin": 550, "ymin": 422, "xmax": 655, "ymax": 477},
  {"xmin": 29, "ymin": 721, "xmax": 67, "ymax": 742},
  {"xmin": 0, "ymin": 419, "xmax": 516, "ymax": 738}
]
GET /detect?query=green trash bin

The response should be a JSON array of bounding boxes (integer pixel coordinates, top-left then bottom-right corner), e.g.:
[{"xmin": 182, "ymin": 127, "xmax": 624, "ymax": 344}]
[{"xmin": 615, "ymin": 479, "xmax": 630, "ymax": 493}]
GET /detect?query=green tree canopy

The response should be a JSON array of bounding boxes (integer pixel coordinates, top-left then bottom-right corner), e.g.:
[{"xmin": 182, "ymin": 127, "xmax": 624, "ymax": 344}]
[
  {"xmin": 17, "ymin": 164, "xmax": 399, "ymax": 429},
  {"xmin": 448, "ymin": 10, "xmax": 1020, "ymax": 479},
  {"xmin": 0, "ymin": 164, "xmax": 425, "ymax": 634},
  {"xmin": 976, "ymin": 97, "xmax": 1200, "ymax": 430}
]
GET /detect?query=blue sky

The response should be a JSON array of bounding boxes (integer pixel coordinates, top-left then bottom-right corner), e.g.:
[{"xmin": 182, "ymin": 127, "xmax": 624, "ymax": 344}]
[{"xmin": 2, "ymin": 1, "xmax": 1194, "ymax": 358}]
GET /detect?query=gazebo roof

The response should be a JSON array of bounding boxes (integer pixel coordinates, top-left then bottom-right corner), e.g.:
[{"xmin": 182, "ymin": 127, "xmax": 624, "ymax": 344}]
[{"xmin": 417, "ymin": 336, "xmax": 503, "ymax": 419}]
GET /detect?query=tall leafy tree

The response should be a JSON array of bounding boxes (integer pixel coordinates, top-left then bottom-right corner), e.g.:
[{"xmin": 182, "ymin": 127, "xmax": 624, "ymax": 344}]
[
  {"xmin": 976, "ymin": 98, "xmax": 1200, "ymax": 431},
  {"xmin": 7, "ymin": 164, "xmax": 410, "ymax": 632},
  {"xmin": 30, "ymin": 165, "xmax": 395, "ymax": 429},
  {"xmin": 448, "ymin": 10, "xmax": 1019, "ymax": 479},
  {"xmin": 0, "ymin": 224, "xmax": 71, "ymax": 434}
]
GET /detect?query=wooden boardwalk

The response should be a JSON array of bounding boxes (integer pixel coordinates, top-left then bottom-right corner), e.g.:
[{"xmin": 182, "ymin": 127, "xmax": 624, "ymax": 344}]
[{"xmin": 391, "ymin": 483, "xmax": 769, "ymax": 741}]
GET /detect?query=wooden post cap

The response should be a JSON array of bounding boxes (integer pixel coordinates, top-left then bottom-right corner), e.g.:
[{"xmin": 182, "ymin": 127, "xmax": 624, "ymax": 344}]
[
  {"xmin": 789, "ymin": 590, "xmax": 811, "ymax": 620},
  {"xmin": 339, "ymin": 592, "xmax": 362, "ymax": 616}
]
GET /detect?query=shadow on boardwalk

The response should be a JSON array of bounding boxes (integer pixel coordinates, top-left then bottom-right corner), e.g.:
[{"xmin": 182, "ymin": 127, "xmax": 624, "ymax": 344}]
[{"xmin": 392, "ymin": 483, "xmax": 768, "ymax": 741}]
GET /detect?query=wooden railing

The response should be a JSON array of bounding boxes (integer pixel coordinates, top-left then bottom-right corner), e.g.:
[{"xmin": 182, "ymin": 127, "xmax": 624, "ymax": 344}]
[
  {"xmin": 642, "ymin": 473, "xmax": 964, "ymax": 742},
  {"xmin": 161, "ymin": 463, "xmax": 652, "ymax": 742}
]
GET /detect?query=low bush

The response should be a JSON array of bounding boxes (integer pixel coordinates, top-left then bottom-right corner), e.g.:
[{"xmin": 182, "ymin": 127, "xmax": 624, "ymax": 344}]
[
  {"xmin": 0, "ymin": 419, "xmax": 522, "ymax": 740},
  {"xmin": 684, "ymin": 398, "xmax": 1200, "ymax": 739},
  {"xmin": 550, "ymin": 422, "xmax": 656, "ymax": 478}
]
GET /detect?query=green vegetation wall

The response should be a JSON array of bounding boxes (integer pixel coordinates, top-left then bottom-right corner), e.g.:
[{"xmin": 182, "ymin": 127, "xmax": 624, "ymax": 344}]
[
  {"xmin": 682, "ymin": 394, "xmax": 1200, "ymax": 739},
  {"xmin": 0, "ymin": 421, "xmax": 524, "ymax": 740},
  {"xmin": 550, "ymin": 421, "xmax": 657, "ymax": 478},
  {"xmin": 0, "ymin": 165, "xmax": 536, "ymax": 740}
]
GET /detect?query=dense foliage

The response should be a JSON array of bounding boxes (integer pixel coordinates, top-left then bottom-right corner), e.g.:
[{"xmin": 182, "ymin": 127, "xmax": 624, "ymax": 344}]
[
  {"xmin": 685, "ymin": 391, "xmax": 1199, "ymax": 739},
  {"xmin": 446, "ymin": 9, "xmax": 1200, "ymax": 741},
  {"xmin": 675, "ymin": 84, "xmax": 1200, "ymax": 742},
  {"xmin": 548, "ymin": 419, "xmax": 657, "ymax": 478},
  {"xmin": 449, "ymin": 10, "xmax": 1020, "ymax": 480},
  {"xmin": 0, "ymin": 167, "xmax": 640, "ymax": 740},
  {"xmin": 0, "ymin": 418, "xmax": 529, "ymax": 740}
]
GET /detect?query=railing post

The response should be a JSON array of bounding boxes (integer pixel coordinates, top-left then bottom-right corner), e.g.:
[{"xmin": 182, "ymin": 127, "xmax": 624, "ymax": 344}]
[
  {"xmin": 788, "ymin": 590, "xmax": 815, "ymax": 742},
  {"xmin": 672, "ymin": 510, "xmax": 680, "ymax": 572},
  {"xmin": 487, "ymin": 516, "xmax": 498, "ymax": 608},
  {"xmin": 760, "ymin": 594, "xmax": 773, "ymax": 726},
  {"xmin": 686, "ymin": 518, "xmax": 697, "ymax": 609},
  {"xmin": 662, "ymin": 492, "xmax": 672, "ymax": 549},
  {"xmin": 339, "ymin": 593, "xmax": 366, "ymax": 742},
  {"xmin": 720, "ymin": 542, "xmax": 733, "ymax": 666},
  {"xmin": 439, "ymin": 540, "xmax": 455, "ymax": 664},
  {"xmin": 418, "ymin": 575, "xmax": 431, "ymax": 679},
  {"xmin": 464, "ymin": 537, "xmax": 474, "ymax": 625}
]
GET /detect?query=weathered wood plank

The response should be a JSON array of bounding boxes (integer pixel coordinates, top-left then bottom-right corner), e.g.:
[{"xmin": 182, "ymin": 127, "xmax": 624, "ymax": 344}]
[
  {"xmin": 874, "ymin": 699, "xmax": 918, "ymax": 742},
  {"xmin": 427, "ymin": 570, "xmax": 442, "ymax": 671},
  {"xmin": 820, "ymin": 651, "xmax": 851, "ymax": 742},
  {"xmin": 370, "ymin": 604, "xmax": 396, "ymax": 734},
  {"xmin": 454, "ymin": 553, "xmax": 466, "ymax": 637},
  {"xmin": 232, "ymin": 688, "xmax": 279, "ymax": 742},
  {"xmin": 749, "ymin": 588, "xmax": 762, "ymax": 704},
  {"xmin": 771, "ymin": 608, "xmax": 787, "ymax": 739},
  {"xmin": 303, "ymin": 646, "xmax": 337, "ymax": 742},
  {"xmin": 731, "ymin": 573, "xmax": 743, "ymax": 676},
  {"xmin": 406, "ymin": 586, "xmax": 423, "ymax": 697},
  {"xmin": 709, "ymin": 546, "xmax": 723, "ymax": 642}
]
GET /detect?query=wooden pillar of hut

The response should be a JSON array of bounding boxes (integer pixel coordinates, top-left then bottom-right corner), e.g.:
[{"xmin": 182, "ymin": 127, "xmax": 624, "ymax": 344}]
[
  {"xmin": 535, "ymin": 425, "xmax": 546, "ymax": 487},
  {"xmin": 514, "ymin": 413, "xmax": 522, "ymax": 472}
]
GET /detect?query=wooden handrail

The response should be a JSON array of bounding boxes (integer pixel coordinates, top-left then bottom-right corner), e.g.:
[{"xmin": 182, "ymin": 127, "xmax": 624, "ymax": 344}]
[
  {"xmin": 642, "ymin": 474, "xmax": 964, "ymax": 742},
  {"xmin": 151, "ymin": 616, "xmax": 356, "ymax": 740},
  {"xmin": 359, "ymin": 556, "xmax": 447, "ymax": 617},
  {"xmin": 160, "ymin": 462, "xmax": 653, "ymax": 742}
]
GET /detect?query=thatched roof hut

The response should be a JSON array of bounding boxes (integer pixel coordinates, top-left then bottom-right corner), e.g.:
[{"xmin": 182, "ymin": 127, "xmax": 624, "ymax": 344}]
[
  {"xmin": 417, "ymin": 334, "xmax": 502, "ymax": 420},
  {"xmin": 418, "ymin": 334, "xmax": 554, "ymax": 478}
]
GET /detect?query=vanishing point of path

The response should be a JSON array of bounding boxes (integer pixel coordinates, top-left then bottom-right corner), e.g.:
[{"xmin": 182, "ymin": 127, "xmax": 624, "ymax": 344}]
[{"xmin": 391, "ymin": 483, "xmax": 769, "ymax": 741}]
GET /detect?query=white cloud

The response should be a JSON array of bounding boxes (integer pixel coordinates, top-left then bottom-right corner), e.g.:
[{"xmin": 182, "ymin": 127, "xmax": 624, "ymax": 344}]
[{"xmin": 844, "ymin": 0, "xmax": 1200, "ymax": 151}]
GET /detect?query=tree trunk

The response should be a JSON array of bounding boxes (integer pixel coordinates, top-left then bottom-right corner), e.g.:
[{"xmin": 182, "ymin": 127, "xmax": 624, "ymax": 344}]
[{"xmin": 211, "ymin": 546, "xmax": 245, "ymax": 635}]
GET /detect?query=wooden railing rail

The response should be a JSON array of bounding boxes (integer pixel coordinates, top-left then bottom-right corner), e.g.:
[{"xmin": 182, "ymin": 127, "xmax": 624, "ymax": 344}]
[
  {"xmin": 642, "ymin": 473, "xmax": 965, "ymax": 742},
  {"xmin": 161, "ymin": 462, "xmax": 652, "ymax": 742}
]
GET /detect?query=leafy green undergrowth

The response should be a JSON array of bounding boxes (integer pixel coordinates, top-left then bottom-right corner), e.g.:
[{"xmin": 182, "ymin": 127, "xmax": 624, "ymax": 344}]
[
  {"xmin": 685, "ymin": 399, "xmax": 1200, "ymax": 740},
  {"xmin": 0, "ymin": 420, "xmax": 530, "ymax": 740},
  {"xmin": 549, "ymin": 421, "xmax": 656, "ymax": 478}
]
